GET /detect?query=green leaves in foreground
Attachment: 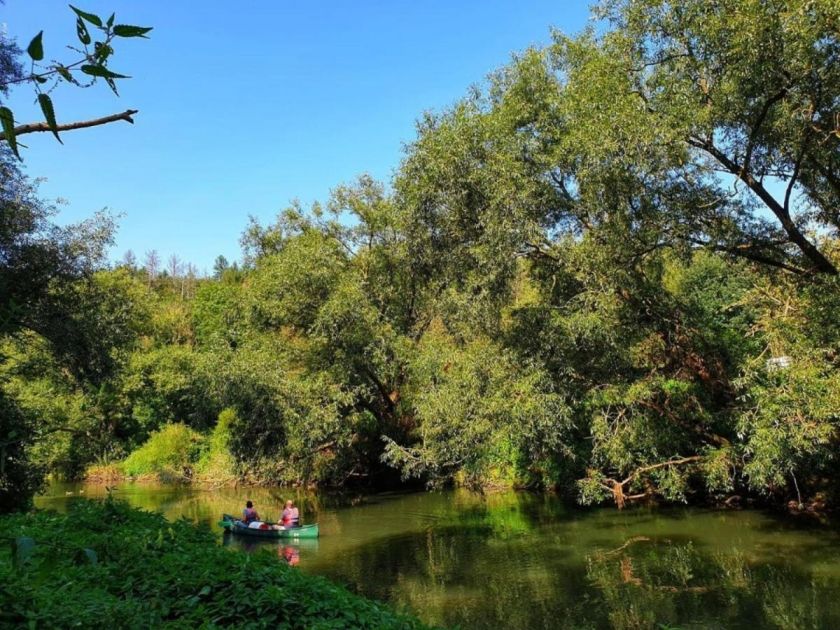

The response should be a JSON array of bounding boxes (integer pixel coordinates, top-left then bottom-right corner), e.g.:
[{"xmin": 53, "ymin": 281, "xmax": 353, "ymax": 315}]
[
  {"xmin": 0, "ymin": 501, "xmax": 431, "ymax": 628},
  {"xmin": 26, "ymin": 31, "xmax": 44, "ymax": 61},
  {"xmin": 75, "ymin": 17, "xmax": 91, "ymax": 45},
  {"xmin": 80, "ymin": 64, "xmax": 129, "ymax": 80},
  {"xmin": 37, "ymin": 94, "xmax": 61, "ymax": 143},
  {"xmin": 0, "ymin": 5, "xmax": 152, "ymax": 159},
  {"xmin": 113, "ymin": 25, "xmax": 153, "ymax": 38},
  {"xmin": 70, "ymin": 5, "xmax": 102, "ymax": 28},
  {"xmin": 0, "ymin": 107, "xmax": 19, "ymax": 158}
]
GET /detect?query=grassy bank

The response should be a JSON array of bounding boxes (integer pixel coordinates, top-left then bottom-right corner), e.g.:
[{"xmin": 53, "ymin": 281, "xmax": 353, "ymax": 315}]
[
  {"xmin": 86, "ymin": 417, "xmax": 238, "ymax": 486},
  {"xmin": 0, "ymin": 499, "xmax": 430, "ymax": 628}
]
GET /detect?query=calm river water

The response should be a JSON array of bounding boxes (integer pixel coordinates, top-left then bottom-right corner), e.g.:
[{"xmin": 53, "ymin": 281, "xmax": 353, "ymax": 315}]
[{"xmin": 37, "ymin": 483, "xmax": 840, "ymax": 629}]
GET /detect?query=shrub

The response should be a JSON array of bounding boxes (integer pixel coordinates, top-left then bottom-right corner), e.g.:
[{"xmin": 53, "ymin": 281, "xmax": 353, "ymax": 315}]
[
  {"xmin": 195, "ymin": 408, "xmax": 238, "ymax": 483},
  {"xmin": 84, "ymin": 463, "xmax": 124, "ymax": 483},
  {"xmin": 121, "ymin": 423, "xmax": 205, "ymax": 480}
]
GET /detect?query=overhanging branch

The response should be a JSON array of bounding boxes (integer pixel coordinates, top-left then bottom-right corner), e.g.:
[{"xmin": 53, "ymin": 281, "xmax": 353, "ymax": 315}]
[
  {"xmin": 0, "ymin": 109, "xmax": 139, "ymax": 141},
  {"xmin": 599, "ymin": 455, "xmax": 705, "ymax": 509}
]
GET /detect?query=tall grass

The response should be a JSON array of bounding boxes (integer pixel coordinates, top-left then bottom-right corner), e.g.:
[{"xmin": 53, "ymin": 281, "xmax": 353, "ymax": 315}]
[
  {"xmin": 86, "ymin": 410, "xmax": 243, "ymax": 484},
  {"xmin": 121, "ymin": 423, "xmax": 205, "ymax": 480},
  {"xmin": 195, "ymin": 408, "xmax": 238, "ymax": 483}
]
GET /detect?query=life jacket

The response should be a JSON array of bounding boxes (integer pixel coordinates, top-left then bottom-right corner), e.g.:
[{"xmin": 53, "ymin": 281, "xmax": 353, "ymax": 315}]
[{"xmin": 282, "ymin": 507, "xmax": 300, "ymax": 527}]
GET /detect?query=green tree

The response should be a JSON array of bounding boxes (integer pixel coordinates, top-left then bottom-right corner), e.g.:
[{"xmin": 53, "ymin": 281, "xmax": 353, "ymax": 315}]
[
  {"xmin": 0, "ymin": 152, "xmax": 118, "ymax": 510},
  {"xmin": 384, "ymin": 325, "xmax": 572, "ymax": 487},
  {"xmin": 560, "ymin": 0, "xmax": 840, "ymax": 275}
]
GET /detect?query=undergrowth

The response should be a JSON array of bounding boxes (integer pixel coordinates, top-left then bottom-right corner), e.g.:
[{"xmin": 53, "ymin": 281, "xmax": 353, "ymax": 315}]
[{"xmin": 0, "ymin": 498, "xmax": 431, "ymax": 628}]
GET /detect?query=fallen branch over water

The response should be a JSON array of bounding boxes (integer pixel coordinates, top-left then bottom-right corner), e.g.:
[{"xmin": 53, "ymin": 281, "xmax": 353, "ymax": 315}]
[{"xmin": 598, "ymin": 456, "xmax": 705, "ymax": 509}]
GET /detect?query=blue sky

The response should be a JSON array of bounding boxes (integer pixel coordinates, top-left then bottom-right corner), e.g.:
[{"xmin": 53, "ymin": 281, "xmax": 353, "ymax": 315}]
[{"xmin": 3, "ymin": 1, "xmax": 590, "ymax": 273}]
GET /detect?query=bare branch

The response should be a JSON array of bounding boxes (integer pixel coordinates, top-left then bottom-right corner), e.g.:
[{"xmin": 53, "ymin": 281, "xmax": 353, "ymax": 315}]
[
  {"xmin": 0, "ymin": 109, "xmax": 139, "ymax": 142},
  {"xmin": 687, "ymin": 237, "xmax": 807, "ymax": 275},
  {"xmin": 687, "ymin": 136, "xmax": 837, "ymax": 275},
  {"xmin": 596, "ymin": 455, "xmax": 704, "ymax": 509},
  {"xmin": 621, "ymin": 455, "xmax": 704, "ymax": 486},
  {"xmin": 742, "ymin": 88, "xmax": 787, "ymax": 176}
]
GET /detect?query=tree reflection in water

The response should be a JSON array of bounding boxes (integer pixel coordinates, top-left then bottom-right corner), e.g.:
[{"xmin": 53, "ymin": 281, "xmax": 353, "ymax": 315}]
[
  {"xmin": 38, "ymin": 485, "xmax": 840, "ymax": 629},
  {"xmin": 586, "ymin": 536, "xmax": 837, "ymax": 629}
]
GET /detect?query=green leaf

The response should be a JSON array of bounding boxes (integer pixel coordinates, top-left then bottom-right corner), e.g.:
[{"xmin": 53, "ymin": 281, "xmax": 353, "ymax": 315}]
[
  {"xmin": 70, "ymin": 5, "xmax": 102, "ymax": 27},
  {"xmin": 12, "ymin": 537, "xmax": 35, "ymax": 568},
  {"xmin": 112, "ymin": 24, "xmax": 153, "ymax": 38},
  {"xmin": 104, "ymin": 77, "xmax": 119, "ymax": 96},
  {"xmin": 94, "ymin": 41, "xmax": 113, "ymax": 63},
  {"xmin": 106, "ymin": 13, "xmax": 115, "ymax": 28},
  {"xmin": 0, "ymin": 106, "xmax": 20, "ymax": 159},
  {"xmin": 76, "ymin": 17, "xmax": 91, "ymax": 45},
  {"xmin": 80, "ymin": 64, "xmax": 129, "ymax": 79},
  {"xmin": 38, "ymin": 93, "xmax": 62, "ymax": 144},
  {"xmin": 56, "ymin": 65, "xmax": 74, "ymax": 82},
  {"xmin": 27, "ymin": 31, "xmax": 44, "ymax": 61}
]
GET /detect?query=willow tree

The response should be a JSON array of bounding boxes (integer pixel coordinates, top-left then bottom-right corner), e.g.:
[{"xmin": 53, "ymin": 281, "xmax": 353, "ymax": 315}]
[
  {"xmin": 558, "ymin": 0, "xmax": 840, "ymax": 504},
  {"xmin": 393, "ymin": 0, "xmax": 839, "ymax": 506},
  {"xmin": 565, "ymin": 0, "xmax": 840, "ymax": 275}
]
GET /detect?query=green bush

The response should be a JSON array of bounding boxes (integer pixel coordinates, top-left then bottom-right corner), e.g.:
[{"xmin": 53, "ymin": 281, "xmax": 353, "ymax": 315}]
[
  {"xmin": 0, "ymin": 500, "xmax": 431, "ymax": 628},
  {"xmin": 195, "ymin": 408, "xmax": 238, "ymax": 483},
  {"xmin": 121, "ymin": 423, "xmax": 205, "ymax": 480}
]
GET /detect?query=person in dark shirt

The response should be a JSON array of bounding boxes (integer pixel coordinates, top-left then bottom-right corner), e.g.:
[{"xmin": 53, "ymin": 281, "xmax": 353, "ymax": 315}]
[{"xmin": 242, "ymin": 500, "xmax": 259, "ymax": 524}]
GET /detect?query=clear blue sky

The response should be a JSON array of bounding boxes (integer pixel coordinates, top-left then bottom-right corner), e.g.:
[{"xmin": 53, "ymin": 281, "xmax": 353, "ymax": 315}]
[{"xmin": 3, "ymin": 1, "xmax": 590, "ymax": 273}]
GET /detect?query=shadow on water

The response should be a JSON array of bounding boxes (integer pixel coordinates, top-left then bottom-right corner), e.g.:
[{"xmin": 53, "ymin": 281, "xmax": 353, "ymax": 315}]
[{"xmin": 37, "ymin": 482, "xmax": 840, "ymax": 630}]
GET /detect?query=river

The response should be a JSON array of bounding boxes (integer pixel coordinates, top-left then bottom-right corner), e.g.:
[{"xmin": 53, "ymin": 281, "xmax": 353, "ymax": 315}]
[{"xmin": 36, "ymin": 482, "xmax": 840, "ymax": 629}]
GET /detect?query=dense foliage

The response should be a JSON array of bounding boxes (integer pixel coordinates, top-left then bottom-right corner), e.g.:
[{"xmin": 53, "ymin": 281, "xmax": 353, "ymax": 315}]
[
  {"xmin": 2, "ymin": 0, "xmax": 838, "ymax": 512},
  {"xmin": 0, "ymin": 499, "xmax": 429, "ymax": 628}
]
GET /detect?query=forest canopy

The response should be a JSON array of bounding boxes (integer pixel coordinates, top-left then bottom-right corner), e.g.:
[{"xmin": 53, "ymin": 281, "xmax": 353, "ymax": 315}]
[{"xmin": 1, "ymin": 0, "xmax": 838, "ymax": 513}]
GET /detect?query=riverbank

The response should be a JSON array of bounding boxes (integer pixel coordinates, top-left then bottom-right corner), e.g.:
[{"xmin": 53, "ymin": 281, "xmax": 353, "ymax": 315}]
[{"xmin": 0, "ymin": 498, "xmax": 429, "ymax": 628}]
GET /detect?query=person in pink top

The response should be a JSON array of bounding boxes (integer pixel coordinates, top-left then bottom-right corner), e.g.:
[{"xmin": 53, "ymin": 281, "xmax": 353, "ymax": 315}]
[{"xmin": 280, "ymin": 500, "xmax": 300, "ymax": 528}]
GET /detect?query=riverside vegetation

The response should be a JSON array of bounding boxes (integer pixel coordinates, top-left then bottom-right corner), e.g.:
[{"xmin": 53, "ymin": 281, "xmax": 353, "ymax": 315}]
[
  {"xmin": 0, "ymin": 497, "xmax": 429, "ymax": 628},
  {"xmin": 2, "ymin": 0, "xmax": 840, "ymax": 517}
]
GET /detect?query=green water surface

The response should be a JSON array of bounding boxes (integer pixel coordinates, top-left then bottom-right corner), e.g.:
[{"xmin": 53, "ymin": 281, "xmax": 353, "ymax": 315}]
[{"xmin": 37, "ymin": 483, "xmax": 840, "ymax": 629}]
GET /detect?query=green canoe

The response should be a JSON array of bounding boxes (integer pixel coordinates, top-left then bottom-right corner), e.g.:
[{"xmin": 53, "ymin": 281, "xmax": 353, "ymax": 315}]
[{"xmin": 219, "ymin": 514, "xmax": 319, "ymax": 539}]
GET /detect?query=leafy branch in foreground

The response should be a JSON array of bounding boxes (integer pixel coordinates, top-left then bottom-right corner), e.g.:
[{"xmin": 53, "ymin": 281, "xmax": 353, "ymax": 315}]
[{"xmin": 0, "ymin": 4, "xmax": 152, "ymax": 158}]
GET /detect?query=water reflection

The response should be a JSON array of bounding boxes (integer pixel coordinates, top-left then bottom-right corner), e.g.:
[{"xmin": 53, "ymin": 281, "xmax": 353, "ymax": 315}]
[
  {"xmin": 585, "ymin": 536, "xmax": 840, "ymax": 629},
  {"xmin": 37, "ymin": 483, "xmax": 840, "ymax": 629},
  {"xmin": 281, "ymin": 545, "xmax": 300, "ymax": 567},
  {"xmin": 221, "ymin": 529, "xmax": 318, "ymax": 566}
]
